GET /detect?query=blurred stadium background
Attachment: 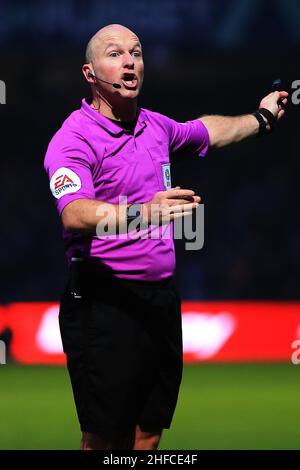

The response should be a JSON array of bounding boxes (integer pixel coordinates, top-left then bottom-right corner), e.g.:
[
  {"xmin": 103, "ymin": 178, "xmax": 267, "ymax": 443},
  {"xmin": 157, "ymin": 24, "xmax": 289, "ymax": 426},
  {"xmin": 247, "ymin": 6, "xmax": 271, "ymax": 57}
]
[{"xmin": 1, "ymin": 0, "xmax": 300, "ymax": 450}]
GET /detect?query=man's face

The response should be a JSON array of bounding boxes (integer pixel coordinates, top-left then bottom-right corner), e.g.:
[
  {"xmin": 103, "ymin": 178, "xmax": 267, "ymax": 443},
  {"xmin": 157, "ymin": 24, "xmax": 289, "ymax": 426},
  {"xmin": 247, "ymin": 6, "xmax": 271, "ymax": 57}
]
[{"xmin": 92, "ymin": 28, "xmax": 144, "ymax": 100}]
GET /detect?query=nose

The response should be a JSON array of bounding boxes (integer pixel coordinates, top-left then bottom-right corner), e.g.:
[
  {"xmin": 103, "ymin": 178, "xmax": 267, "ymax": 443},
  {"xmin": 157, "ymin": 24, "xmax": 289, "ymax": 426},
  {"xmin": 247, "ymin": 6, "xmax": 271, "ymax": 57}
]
[{"xmin": 122, "ymin": 52, "xmax": 134, "ymax": 69}]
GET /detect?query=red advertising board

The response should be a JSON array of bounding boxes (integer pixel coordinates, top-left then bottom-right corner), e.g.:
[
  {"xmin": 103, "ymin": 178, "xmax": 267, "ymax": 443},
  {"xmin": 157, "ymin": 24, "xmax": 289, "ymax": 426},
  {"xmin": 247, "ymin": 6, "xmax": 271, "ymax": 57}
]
[
  {"xmin": 181, "ymin": 302, "xmax": 300, "ymax": 362},
  {"xmin": 6, "ymin": 303, "xmax": 65, "ymax": 365},
  {"xmin": 0, "ymin": 302, "xmax": 299, "ymax": 364},
  {"xmin": 0, "ymin": 305, "xmax": 6, "ymax": 332}
]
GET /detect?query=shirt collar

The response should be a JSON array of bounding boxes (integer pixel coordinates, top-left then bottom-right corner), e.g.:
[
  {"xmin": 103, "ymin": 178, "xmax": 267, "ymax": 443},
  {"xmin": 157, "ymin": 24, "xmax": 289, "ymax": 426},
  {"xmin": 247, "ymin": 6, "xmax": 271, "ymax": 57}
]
[{"xmin": 81, "ymin": 98, "xmax": 147, "ymax": 137}]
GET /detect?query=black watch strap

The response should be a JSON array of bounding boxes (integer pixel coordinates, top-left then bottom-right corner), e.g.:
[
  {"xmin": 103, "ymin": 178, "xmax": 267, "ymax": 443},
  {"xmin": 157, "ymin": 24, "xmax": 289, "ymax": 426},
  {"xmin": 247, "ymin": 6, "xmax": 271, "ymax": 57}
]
[
  {"xmin": 258, "ymin": 108, "xmax": 276, "ymax": 131},
  {"xmin": 253, "ymin": 110, "xmax": 267, "ymax": 136}
]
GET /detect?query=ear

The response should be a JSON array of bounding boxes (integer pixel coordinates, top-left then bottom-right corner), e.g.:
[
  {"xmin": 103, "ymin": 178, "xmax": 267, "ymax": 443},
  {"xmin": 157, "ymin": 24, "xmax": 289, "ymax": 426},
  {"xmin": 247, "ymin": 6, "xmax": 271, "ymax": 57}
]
[{"xmin": 82, "ymin": 64, "xmax": 95, "ymax": 83}]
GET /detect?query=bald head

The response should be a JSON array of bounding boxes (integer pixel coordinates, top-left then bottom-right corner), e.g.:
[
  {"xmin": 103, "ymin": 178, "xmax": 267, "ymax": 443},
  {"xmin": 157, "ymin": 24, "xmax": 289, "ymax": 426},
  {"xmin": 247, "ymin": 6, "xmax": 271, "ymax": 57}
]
[
  {"xmin": 85, "ymin": 24, "xmax": 140, "ymax": 63},
  {"xmin": 82, "ymin": 23, "xmax": 144, "ymax": 109}
]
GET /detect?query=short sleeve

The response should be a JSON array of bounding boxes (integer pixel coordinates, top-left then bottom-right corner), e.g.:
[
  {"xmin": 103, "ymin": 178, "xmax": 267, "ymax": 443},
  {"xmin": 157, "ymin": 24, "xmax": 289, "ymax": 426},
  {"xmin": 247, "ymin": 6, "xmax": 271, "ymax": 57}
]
[
  {"xmin": 159, "ymin": 114, "xmax": 210, "ymax": 158},
  {"xmin": 44, "ymin": 130, "xmax": 96, "ymax": 215}
]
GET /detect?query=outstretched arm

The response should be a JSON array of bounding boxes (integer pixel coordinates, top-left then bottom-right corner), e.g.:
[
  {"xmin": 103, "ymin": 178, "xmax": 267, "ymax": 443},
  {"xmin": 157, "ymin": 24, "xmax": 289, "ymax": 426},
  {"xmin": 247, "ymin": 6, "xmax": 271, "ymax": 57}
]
[{"xmin": 199, "ymin": 91, "xmax": 288, "ymax": 149}]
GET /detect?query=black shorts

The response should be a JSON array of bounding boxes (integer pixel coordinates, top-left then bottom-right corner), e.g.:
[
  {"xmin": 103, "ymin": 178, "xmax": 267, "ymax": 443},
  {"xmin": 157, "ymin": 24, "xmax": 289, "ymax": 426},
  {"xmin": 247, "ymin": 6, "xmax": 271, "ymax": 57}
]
[{"xmin": 59, "ymin": 263, "xmax": 183, "ymax": 435}]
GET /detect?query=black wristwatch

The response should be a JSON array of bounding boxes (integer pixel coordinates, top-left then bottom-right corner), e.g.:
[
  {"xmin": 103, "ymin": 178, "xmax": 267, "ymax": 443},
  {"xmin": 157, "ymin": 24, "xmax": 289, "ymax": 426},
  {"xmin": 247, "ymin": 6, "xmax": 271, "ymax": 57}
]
[
  {"xmin": 253, "ymin": 110, "xmax": 267, "ymax": 136},
  {"xmin": 253, "ymin": 108, "xmax": 276, "ymax": 136},
  {"xmin": 258, "ymin": 108, "xmax": 276, "ymax": 132}
]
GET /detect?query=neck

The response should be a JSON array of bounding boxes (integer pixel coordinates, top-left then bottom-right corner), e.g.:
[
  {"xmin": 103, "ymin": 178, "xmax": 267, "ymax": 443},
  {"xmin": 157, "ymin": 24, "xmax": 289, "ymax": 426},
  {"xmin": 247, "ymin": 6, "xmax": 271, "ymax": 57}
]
[{"xmin": 91, "ymin": 95, "xmax": 137, "ymax": 122}]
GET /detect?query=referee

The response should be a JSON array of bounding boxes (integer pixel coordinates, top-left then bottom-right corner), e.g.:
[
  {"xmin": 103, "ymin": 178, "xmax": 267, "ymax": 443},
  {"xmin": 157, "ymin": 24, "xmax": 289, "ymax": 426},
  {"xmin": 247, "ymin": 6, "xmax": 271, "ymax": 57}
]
[{"xmin": 44, "ymin": 24, "xmax": 288, "ymax": 450}]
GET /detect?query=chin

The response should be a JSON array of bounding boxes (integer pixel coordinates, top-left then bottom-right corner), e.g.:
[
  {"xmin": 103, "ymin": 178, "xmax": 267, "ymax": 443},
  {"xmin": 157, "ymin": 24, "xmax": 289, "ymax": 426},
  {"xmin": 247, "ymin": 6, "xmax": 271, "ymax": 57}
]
[{"xmin": 121, "ymin": 89, "xmax": 140, "ymax": 100}]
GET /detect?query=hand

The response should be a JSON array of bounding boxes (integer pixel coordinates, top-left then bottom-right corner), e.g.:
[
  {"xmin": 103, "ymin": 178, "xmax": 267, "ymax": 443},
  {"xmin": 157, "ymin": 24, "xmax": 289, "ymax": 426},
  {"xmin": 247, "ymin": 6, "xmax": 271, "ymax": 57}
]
[
  {"xmin": 259, "ymin": 90, "xmax": 289, "ymax": 122},
  {"xmin": 142, "ymin": 186, "xmax": 200, "ymax": 226}
]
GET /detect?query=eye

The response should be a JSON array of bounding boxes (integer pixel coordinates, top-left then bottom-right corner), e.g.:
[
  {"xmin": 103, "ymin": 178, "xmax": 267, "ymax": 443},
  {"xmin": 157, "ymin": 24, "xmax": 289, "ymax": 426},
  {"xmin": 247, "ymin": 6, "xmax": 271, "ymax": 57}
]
[
  {"xmin": 109, "ymin": 51, "xmax": 120, "ymax": 57},
  {"xmin": 132, "ymin": 51, "xmax": 142, "ymax": 57}
]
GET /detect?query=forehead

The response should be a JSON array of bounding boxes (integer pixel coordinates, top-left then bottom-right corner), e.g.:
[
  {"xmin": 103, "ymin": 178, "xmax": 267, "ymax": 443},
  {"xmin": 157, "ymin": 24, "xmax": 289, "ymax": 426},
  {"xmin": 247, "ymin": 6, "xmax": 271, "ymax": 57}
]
[{"xmin": 97, "ymin": 30, "xmax": 141, "ymax": 50}]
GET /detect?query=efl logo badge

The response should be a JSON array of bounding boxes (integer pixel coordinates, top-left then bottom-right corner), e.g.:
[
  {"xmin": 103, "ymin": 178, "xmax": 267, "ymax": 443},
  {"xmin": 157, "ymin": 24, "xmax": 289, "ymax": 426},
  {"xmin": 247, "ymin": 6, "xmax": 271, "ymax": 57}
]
[
  {"xmin": 50, "ymin": 167, "xmax": 81, "ymax": 199},
  {"xmin": 162, "ymin": 163, "xmax": 172, "ymax": 190}
]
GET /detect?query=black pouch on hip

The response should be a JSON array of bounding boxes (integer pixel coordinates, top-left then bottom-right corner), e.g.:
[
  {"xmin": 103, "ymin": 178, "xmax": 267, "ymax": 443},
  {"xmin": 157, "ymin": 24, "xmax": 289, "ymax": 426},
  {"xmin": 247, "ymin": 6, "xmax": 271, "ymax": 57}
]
[{"xmin": 70, "ymin": 256, "xmax": 84, "ymax": 300}]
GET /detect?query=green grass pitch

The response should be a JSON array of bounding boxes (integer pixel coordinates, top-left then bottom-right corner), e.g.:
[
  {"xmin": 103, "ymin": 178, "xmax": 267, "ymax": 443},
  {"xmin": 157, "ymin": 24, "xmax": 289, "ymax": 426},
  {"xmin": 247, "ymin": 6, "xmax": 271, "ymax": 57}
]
[{"xmin": 0, "ymin": 363, "xmax": 299, "ymax": 450}]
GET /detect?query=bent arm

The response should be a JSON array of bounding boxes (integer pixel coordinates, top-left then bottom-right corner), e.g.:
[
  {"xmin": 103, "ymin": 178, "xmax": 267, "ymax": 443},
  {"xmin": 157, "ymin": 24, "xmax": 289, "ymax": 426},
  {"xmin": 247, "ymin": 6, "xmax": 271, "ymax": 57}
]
[
  {"xmin": 61, "ymin": 188, "xmax": 200, "ymax": 235},
  {"xmin": 61, "ymin": 198, "xmax": 127, "ymax": 234}
]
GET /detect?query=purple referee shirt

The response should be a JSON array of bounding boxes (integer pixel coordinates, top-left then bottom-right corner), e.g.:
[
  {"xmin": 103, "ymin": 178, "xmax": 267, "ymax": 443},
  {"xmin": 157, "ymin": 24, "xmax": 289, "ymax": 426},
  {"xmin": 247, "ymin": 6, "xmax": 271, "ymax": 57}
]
[{"xmin": 44, "ymin": 98, "xmax": 209, "ymax": 281}]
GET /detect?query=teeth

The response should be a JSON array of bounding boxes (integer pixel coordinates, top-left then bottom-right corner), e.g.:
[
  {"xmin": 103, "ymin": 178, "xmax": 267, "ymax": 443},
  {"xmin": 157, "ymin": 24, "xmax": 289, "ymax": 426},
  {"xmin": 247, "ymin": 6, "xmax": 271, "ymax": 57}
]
[{"xmin": 123, "ymin": 78, "xmax": 136, "ymax": 86}]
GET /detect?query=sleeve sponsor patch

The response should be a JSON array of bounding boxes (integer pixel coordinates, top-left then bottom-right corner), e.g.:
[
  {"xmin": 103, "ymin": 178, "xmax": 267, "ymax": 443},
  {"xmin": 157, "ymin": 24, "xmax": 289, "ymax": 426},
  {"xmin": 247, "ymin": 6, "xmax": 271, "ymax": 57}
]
[{"xmin": 50, "ymin": 167, "xmax": 82, "ymax": 199}]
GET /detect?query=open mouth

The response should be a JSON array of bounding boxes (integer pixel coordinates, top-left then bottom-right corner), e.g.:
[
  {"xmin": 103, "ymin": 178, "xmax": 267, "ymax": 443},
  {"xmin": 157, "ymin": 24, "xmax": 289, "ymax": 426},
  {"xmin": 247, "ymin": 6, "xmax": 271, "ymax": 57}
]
[{"xmin": 121, "ymin": 73, "xmax": 138, "ymax": 88}]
